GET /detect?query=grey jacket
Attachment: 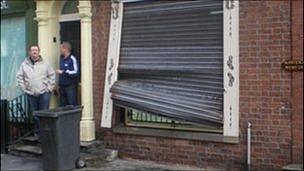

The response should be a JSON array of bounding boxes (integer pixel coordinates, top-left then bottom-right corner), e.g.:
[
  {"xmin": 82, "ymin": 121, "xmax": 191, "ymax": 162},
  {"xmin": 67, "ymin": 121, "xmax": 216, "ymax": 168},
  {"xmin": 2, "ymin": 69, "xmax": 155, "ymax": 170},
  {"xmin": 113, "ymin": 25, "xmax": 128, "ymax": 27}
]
[{"xmin": 16, "ymin": 56, "xmax": 56, "ymax": 96}]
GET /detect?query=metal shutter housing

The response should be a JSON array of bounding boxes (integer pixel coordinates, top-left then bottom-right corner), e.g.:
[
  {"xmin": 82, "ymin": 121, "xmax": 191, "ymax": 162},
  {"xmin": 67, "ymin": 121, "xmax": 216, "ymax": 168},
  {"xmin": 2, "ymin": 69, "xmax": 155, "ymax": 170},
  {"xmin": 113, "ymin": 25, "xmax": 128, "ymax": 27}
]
[{"xmin": 111, "ymin": 0, "xmax": 224, "ymax": 127}]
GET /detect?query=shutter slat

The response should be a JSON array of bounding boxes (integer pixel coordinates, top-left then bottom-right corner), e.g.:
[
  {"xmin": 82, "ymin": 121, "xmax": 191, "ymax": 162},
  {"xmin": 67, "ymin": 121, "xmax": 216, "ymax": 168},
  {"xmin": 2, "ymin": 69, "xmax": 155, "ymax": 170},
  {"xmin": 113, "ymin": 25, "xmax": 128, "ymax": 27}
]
[
  {"xmin": 111, "ymin": 0, "xmax": 224, "ymax": 126},
  {"xmin": 119, "ymin": 74, "xmax": 223, "ymax": 88},
  {"xmin": 122, "ymin": 22, "xmax": 222, "ymax": 31},
  {"xmin": 124, "ymin": 0, "xmax": 221, "ymax": 11},
  {"xmin": 118, "ymin": 66, "xmax": 223, "ymax": 75},
  {"xmin": 122, "ymin": 31, "xmax": 222, "ymax": 39},
  {"xmin": 124, "ymin": 1, "xmax": 222, "ymax": 15},
  {"xmin": 124, "ymin": 16, "xmax": 221, "ymax": 27},
  {"xmin": 112, "ymin": 84, "xmax": 223, "ymax": 111},
  {"xmin": 111, "ymin": 83, "xmax": 223, "ymax": 117}
]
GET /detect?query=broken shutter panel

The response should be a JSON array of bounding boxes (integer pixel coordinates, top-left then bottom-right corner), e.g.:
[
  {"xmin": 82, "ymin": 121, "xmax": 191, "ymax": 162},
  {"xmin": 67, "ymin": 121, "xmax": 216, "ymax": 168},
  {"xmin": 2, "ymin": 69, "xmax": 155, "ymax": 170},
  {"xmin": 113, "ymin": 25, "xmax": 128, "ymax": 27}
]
[{"xmin": 111, "ymin": 0, "xmax": 224, "ymax": 127}]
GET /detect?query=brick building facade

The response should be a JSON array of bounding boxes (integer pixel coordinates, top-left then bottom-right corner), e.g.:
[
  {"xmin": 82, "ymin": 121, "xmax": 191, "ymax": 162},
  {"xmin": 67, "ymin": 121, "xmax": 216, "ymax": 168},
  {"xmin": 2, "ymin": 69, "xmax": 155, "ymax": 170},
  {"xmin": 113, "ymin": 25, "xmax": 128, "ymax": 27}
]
[
  {"xmin": 91, "ymin": 1, "xmax": 303, "ymax": 170},
  {"xmin": 291, "ymin": 0, "xmax": 303, "ymax": 164}
]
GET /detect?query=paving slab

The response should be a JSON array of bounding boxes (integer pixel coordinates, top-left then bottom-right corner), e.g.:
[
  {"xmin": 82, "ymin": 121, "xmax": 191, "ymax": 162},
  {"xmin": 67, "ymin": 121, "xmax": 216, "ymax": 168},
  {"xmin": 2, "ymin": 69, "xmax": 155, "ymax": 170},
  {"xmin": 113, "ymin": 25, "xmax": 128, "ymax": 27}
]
[
  {"xmin": 1, "ymin": 154, "xmax": 43, "ymax": 171},
  {"xmin": 79, "ymin": 158, "xmax": 220, "ymax": 171},
  {"xmin": 1, "ymin": 154, "xmax": 221, "ymax": 171}
]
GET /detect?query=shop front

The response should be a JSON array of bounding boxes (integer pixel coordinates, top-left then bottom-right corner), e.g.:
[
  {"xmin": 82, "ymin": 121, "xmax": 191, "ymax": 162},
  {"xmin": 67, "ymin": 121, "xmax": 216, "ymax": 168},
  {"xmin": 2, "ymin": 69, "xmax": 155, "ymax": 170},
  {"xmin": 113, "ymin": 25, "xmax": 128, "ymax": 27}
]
[{"xmin": 91, "ymin": 0, "xmax": 303, "ymax": 170}]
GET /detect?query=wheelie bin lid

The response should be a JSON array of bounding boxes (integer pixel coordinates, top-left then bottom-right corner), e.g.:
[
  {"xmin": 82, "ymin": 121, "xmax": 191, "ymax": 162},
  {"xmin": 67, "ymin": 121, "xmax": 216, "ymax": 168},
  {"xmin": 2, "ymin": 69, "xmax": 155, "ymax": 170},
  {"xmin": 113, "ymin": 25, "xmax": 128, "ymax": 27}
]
[{"xmin": 33, "ymin": 105, "xmax": 83, "ymax": 118}]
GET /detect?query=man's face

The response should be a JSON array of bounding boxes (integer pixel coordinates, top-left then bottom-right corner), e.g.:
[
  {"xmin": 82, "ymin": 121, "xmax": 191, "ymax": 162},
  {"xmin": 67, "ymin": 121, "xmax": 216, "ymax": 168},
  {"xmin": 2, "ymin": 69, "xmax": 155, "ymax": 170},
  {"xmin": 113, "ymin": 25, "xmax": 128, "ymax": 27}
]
[
  {"xmin": 29, "ymin": 46, "xmax": 40, "ymax": 61},
  {"xmin": 60, "ymin": 45, "xmax": 67, "ymax": 56}
]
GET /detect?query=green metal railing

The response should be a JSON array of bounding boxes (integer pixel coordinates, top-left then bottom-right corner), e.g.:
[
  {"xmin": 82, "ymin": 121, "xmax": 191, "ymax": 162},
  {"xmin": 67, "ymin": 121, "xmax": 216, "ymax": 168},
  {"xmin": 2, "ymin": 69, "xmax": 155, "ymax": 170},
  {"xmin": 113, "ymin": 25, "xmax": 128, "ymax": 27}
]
[{"xmin": 2, "ymin": 94, "xmax": 34, "ymax": 146}]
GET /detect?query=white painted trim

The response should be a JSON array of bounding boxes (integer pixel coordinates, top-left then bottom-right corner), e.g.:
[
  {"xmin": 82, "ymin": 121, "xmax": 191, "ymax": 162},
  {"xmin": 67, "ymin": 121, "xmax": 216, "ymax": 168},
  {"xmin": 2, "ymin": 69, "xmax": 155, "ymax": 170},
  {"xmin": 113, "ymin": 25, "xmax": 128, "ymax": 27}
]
[
  {"xmin": 59, "ymin": 13, "xmax": 80, "ymax": 22},
  {"xmin": 101, "ymin": 2, "xmax": 124, "ymax": 128},
  {"xmin": 223, "ymin": 0, "xmax": 239, "ymax": 137},
  {"xmin": 59, "ymin": 0, "xmax": 80, "ymax": 22}
]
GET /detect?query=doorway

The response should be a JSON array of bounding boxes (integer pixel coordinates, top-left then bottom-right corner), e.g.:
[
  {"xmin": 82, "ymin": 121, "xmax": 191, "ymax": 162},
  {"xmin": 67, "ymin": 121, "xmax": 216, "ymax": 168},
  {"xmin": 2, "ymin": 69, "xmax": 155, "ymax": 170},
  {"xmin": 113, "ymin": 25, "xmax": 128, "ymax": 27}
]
[
  {"xmin": 59, "ymin": 21, "xmax": 81, "ymax": 104},
  {"xmin": 36, "ymin": 0, "xmax": 95, "ymax": 141},
  {"xmin": 60, "ymin": 21, "xmax": 81, "ymax": 61}
]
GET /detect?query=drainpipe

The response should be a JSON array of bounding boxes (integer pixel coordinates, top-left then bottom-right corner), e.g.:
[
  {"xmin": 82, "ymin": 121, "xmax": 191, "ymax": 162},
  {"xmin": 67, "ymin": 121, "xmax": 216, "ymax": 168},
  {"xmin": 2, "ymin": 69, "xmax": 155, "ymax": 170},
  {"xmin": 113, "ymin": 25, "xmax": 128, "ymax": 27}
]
[{"xmin": 247, "ymin": 122, "xmax": 252, "ymax": 171}]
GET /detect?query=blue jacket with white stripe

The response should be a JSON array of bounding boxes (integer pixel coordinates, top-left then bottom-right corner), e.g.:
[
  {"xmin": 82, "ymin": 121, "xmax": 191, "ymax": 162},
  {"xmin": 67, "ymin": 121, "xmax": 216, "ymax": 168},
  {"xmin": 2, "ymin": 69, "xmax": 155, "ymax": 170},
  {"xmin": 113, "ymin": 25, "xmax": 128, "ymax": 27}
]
[{"xmin": 58, "ymin": 54, "xmax": 80, "ymax": 86}]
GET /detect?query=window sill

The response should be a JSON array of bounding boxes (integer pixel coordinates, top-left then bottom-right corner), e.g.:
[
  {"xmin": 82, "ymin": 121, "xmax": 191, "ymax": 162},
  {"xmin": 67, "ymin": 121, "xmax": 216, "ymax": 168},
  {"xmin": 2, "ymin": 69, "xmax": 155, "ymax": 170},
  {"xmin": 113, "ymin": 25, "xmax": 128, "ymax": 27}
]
[{"xmin": 113, "ymin": 125, "xmax": 239, "ymax": 144}]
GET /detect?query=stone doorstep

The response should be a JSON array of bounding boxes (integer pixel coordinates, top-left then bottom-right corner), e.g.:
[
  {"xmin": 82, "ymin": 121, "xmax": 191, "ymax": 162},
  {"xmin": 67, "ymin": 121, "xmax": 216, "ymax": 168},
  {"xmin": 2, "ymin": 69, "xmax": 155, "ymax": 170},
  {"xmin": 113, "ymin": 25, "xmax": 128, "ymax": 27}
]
[
  {"xmin": 8, "ymin": 144, "xmax": 42, "ymax": 158},
  {"xmin": 22, "ymin": 136, "xmax": 41, "ymax": 146},
  {"xmin": 80, "ymin": 140, "xmax": 105, "ymax": 150},
  {"xmin": 81, "ymin": 147, "xmax": 119, "ymax": 167},
  {"xmin": 22, "ymin": 136, "xmax": 40, "ymax": 142},
  {"xmin": 282, "ymin": 164, "xmax": 304, "ymax": 171},
  {"xmin": 81, "ymin": 149, "xmax": 118, "ymax": 167},
  {"xmin": 80, "ymin": 140, "xmax": 104, "ymax": 147}
]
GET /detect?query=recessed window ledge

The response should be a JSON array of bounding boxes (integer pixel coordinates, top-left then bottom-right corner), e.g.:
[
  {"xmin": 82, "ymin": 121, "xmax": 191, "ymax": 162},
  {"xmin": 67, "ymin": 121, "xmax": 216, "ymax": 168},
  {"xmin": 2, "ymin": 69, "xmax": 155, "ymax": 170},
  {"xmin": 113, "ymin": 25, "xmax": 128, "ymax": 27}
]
[{"xmin": 113, "ymin": 125, "xmax": 239, "ymax": 144}]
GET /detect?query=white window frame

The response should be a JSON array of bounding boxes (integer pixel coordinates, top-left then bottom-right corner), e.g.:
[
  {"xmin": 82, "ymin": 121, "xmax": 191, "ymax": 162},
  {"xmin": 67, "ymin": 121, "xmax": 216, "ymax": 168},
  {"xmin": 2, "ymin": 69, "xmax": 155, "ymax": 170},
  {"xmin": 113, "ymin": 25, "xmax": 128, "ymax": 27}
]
[
  {"xmin": 59, "ymin": 13, "xmax": 80, "ymax": 22},
  {"xmin": 101, "ymin": 0, "xmax": 239, "ymax": 138},
  {"xmin": 59, "ymin": 0, "xmax": 80, "ymax": 22}
]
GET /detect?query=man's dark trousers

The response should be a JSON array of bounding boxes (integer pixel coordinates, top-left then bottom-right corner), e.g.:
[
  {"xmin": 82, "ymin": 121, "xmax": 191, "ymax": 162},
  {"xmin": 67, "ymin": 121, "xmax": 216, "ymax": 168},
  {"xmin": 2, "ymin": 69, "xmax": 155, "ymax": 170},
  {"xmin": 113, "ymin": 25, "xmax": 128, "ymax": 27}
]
[
  {"xmin": 59, "ymin": 84, "xmax": 78, "ymax": 106},
  {"xmin": 27, "ymin": 92, "xmax": 50, "ymax": 136}
]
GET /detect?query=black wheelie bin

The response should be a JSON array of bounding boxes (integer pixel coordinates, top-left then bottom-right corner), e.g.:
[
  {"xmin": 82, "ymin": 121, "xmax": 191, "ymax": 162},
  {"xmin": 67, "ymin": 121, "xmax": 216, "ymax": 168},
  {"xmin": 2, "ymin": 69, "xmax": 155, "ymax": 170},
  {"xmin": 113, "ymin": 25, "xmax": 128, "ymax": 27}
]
[{"xmin": 34, "ymin": 105, "xmax": 85, "ymax": 170}]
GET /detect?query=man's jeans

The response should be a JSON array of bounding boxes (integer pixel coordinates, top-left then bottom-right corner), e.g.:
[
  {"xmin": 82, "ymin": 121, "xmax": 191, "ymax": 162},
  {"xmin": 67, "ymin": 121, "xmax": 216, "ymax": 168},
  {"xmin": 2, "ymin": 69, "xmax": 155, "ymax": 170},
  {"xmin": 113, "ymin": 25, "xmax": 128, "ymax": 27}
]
[
  {"xmin": 59, "ymin": 84, "xmax": 78, "ymax": 107},
  {"xmin": 27, "ymin": 92, "xmax": 50, "ymax": 136}
]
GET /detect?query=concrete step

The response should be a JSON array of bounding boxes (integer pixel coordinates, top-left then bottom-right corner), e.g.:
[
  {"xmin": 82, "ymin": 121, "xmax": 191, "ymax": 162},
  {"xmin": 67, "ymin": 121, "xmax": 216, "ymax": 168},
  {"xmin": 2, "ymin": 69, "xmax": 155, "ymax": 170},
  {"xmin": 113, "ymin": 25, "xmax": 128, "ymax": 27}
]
[
  {"xmin": 81, "ymin": 149, "xmax": 118, "ymax": 167},
  {"xmin": 80, "ymin": 140, "xmax": 105, "ymax": 153},
  {"xmin": 80, "ymin": 140, "xmax": 117, "ymax": 167},
  {"xmin": 8, "ymin": 144, "xmax": 42, "ymax": 158},
  {"xmin": 22, "ymin": 136, "xmax": 41, "ymax": 146}
]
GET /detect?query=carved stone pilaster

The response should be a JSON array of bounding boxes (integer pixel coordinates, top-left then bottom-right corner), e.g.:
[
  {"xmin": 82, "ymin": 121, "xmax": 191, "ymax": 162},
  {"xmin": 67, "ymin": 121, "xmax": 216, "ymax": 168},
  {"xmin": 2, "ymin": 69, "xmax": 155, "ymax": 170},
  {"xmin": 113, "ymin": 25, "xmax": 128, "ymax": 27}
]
[
  {"xmin": 226, "ymin": 0, "xmax": 235, "ymax": 10},
  {"xmin": 35, "ymin": 10, "xmax": 48, "ymax": 26},
  {"xmin": 78, "ymin": 2, "xmax": 92, "ymax": 22},
  {"xmin": 111, "ymin": 1, "xmax": 119, "ymax": 19},
  {"xmin": 78, "ymin": 1, "xmax": 95, "ymax": 141}
]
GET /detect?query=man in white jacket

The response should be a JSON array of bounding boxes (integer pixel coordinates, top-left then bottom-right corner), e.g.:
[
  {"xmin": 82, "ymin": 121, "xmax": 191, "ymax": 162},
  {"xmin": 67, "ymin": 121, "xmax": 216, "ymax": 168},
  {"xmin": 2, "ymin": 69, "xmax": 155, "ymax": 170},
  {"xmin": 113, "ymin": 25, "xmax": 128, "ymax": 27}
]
[{"xmin": 16, "ymin": 45, "xmax": 55, "ymax": 137}]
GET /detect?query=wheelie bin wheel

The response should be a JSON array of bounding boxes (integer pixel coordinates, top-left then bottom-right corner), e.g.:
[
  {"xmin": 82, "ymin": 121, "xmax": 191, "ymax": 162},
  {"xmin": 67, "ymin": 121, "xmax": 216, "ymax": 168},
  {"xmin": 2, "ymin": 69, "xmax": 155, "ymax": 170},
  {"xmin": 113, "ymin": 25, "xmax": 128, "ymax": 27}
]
[{"xmin": 75, "ymin": 157, "xmax": 86, "ymax": 169}]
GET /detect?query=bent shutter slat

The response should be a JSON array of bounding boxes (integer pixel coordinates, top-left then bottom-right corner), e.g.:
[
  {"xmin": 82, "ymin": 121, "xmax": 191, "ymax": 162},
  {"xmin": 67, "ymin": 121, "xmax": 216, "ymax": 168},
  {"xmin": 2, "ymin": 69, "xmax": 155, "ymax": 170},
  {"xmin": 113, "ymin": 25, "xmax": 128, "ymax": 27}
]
[{"xmin": 111, "ymin": 0, "xmax": 224, "ymax": 127}]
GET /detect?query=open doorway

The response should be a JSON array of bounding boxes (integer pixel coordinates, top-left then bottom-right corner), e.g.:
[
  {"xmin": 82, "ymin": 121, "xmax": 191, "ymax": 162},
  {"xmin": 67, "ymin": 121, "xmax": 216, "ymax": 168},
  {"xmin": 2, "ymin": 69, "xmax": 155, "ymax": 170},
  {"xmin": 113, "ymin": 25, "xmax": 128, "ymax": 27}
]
[
  {"xmin": 59, "ymin": 0, "xmax": 81, "ymax": 104},
  {"xmin": 60, "ymin": 21, "xmax": 81, "ymax": 70},
  {"xmin": 36, "ymin": 0, "xmax": 95, "ymax": 141},
  {"xmin": 60, "ymin": 21, "xmax": 80, "ymax": 61}
]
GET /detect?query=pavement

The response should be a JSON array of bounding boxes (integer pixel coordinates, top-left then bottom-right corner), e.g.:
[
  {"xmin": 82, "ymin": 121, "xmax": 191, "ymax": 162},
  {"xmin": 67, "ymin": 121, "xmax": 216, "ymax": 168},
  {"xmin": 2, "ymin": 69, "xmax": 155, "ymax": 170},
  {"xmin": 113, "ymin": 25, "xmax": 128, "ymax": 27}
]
[
  {"xmin": 1, "ymin": 154, "xmax": 42, "ymax": 171},
  {"xmin": 1, "ymin": 154, "xmax": 214, "ymax": 171}
]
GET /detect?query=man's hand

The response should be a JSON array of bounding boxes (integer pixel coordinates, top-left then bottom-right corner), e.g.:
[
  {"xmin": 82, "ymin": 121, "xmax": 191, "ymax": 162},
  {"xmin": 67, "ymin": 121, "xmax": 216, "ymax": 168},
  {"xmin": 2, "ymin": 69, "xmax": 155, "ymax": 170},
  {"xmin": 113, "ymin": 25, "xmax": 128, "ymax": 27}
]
[{"xmin": 56, "ymin": 69, "xmax": 63, "ymax": 74}]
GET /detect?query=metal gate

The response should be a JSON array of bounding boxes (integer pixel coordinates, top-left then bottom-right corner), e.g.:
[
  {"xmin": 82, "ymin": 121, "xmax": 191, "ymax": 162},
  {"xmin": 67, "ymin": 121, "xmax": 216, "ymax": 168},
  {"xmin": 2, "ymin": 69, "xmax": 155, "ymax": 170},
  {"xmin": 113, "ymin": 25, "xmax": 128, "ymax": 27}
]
[{"xmin": 1, "ymin": 94, "xmax": 34, "ymax": 152}]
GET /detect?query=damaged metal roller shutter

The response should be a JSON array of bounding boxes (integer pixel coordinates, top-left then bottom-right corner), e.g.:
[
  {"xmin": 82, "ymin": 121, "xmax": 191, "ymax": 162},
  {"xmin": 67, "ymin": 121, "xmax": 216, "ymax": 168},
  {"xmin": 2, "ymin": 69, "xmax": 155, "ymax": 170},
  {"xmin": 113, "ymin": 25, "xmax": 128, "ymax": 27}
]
[{"xmin": 111, "ymin": 0, "xmax": 224, "ymax": 127}]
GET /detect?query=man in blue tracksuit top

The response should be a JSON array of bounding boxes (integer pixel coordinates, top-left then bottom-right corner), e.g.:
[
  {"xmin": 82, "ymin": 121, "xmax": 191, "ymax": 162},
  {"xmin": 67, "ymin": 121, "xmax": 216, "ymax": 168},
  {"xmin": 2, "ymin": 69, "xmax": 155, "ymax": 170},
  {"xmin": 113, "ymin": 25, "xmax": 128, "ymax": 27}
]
[{"xmin": 56, "ymin": 41, "xmax": 79, "ymax": 106}]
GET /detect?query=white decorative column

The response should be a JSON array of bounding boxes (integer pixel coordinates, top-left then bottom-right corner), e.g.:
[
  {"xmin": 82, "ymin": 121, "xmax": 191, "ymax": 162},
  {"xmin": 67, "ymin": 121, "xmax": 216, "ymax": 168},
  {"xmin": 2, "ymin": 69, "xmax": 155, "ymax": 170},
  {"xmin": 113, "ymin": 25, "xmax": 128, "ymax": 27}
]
[
  {"xmin": 223, "ymin": 0, "xmax": 239, "ymax": 137},
  {"xmin": 35, "ymin": 1, "xmax": 58, "ymax": 108},
  {"xmin": 35, "ymin": 2, "xmax": 49, "ymax": 59},
  {"xmin": 101, "ymin": 1, "xmax": 123, "ymax": 128},
  {"xmin": 78, "ymin": 1, "xmax": 95, "ymax": 141}
]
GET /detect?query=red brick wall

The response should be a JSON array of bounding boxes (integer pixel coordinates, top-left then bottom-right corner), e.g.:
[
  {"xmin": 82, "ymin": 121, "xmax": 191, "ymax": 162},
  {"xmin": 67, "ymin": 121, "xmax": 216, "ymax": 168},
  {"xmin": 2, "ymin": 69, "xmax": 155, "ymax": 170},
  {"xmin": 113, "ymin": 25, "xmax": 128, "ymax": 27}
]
[
  {"xmin": 291, "ymin": 0, "xmax": 303, "ymax": 163},
  {"xmin": 92, "ymin": 1, "xmax": 297, "ymax": 170},
  {"xmin": 92, "ymin": 0, "xmax": 111, "ymax": 128}
]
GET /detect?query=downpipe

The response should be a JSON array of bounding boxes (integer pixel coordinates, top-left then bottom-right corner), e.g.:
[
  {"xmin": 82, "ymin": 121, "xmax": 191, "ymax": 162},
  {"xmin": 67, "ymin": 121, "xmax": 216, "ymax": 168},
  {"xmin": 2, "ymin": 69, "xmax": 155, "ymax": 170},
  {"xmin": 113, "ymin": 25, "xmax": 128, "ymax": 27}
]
[{"xmin": 247, "ymin": 122, "xmax": 252, "ymax": 171}]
